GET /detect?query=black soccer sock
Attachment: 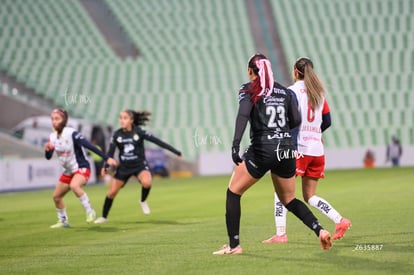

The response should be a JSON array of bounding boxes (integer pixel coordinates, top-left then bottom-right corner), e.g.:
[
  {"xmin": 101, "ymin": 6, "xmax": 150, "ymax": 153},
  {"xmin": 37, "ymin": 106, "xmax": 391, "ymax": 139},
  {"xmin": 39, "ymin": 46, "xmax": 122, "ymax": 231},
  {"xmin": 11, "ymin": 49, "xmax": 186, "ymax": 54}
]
[
  {"xmin": 285, "ymin": 198, "xmax": 323, "ymax": 237},
  {"xmin": 225, "ymin": 188, "xmax": 241, "ymax": 248},
  {"xmin": 102, "ymin": 196, "xmax": 113, "ymax": 218},
  {"xmin": 141, "ymin": 187, "xmax": 151, "ymax": 202}
]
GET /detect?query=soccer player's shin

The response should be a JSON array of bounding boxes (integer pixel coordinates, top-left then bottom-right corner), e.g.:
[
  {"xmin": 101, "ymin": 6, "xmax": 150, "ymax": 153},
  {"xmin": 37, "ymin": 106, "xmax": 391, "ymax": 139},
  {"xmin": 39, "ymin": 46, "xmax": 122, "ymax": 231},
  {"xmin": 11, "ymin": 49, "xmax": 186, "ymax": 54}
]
[
  {"xmin": 56, "ymin": 208, "xmax": 68, "ymax": 222},
  {"xmin": 79, "ymin": 193, "xmax": 93, "ymax": 212},
  {"xmin": 226, "ymin": 188, "xmax": 241, "ymax": 249},
  {"xmin": 103, "ymin": 196, "xmax": 114, "ymax": 218},
  {"xmin": 308, "ymin": 195, "xmax": 342, "ymax": 223},
  {"xmin": 141, "ymin": 187, "xmax": 151, "ymax": 202},
  {"xmin": 285, "ymin": 198, "xmax": 323, "ymax": 236},
  {"xmin": 274, "ymin": 192, "xmax": 287, "ymax": 236}
]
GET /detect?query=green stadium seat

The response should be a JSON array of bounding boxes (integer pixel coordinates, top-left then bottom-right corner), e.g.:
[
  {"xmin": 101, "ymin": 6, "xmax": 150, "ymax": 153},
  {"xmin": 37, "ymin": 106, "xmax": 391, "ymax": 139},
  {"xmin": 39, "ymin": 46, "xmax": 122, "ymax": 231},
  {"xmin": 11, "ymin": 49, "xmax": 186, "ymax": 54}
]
[
  {"xmin": 271, "ymin": 0, "xmax": 412, "ymax": 149},
  {"xmin": 1, "ymin": 0, "xmax": 411, "ymax": 158}
]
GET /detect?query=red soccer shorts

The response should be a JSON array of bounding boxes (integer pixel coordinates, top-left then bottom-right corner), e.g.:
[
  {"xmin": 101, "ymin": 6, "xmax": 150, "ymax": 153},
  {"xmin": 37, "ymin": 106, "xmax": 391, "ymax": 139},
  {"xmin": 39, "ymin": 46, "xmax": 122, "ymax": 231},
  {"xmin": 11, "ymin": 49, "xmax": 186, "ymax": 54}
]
[
  {"xmin": 296, "ymin": 155, "xmax": 325, "ymax": 179},
  {"xmin": 59, "ymin": 168, "xmax": 91, "ymax": 184}
]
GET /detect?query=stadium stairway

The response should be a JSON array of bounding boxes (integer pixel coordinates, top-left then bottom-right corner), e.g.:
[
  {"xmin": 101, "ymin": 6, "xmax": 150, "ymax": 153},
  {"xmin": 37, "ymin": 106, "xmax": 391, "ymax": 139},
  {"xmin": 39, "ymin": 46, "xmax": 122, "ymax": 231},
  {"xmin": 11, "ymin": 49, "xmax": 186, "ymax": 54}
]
[{"xmin": 79, "ymin": 0, "xmax": 139, "ymax": 59}]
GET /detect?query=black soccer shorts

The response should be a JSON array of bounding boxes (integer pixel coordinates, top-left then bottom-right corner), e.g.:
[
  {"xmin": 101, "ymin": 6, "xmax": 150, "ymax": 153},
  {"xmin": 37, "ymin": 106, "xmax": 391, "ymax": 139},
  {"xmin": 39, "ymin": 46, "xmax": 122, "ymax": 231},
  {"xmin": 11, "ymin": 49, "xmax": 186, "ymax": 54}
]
[
  {"xmin": 114, "ymin": 162, "xmax": 150, "ymax": 183},
  {"xmin": 243, "ymin": 144, "xmax": 296, "ymax": 179}
]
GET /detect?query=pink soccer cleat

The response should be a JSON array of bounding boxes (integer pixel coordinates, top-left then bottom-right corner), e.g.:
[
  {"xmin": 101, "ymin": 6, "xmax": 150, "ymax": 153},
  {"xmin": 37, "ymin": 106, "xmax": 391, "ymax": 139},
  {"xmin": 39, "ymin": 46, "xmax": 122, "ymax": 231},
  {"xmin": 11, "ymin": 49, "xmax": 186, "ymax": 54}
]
[
  {"xmin": 333, "ymin": 218, "xmax": 352, "ymax": 240},
  {"xmin": 213, "ymin": 244, "xmax": 243, "ymax": 255},
  {"xmin": 262, "ymin": 234, "xmax": 288, "ymax": 243},
  {"xmin": 319, "ymin": 229, "xmax": 332, "ymax": 250}
]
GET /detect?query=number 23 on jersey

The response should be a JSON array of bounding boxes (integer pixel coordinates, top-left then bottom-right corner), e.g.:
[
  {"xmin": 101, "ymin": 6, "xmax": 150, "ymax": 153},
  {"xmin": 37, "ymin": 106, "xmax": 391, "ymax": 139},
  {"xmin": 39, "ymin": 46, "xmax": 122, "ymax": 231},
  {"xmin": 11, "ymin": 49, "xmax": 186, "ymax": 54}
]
[{"xmin": 266, "ymin": 105, "xmax": 286, "ymax": 128}]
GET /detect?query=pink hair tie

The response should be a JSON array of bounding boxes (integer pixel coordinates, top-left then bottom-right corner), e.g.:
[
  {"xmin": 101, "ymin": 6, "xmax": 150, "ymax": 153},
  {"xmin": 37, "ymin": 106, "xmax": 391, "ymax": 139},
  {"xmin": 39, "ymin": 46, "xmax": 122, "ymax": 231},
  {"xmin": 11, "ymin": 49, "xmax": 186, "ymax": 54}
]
[{"xmin": 255, "ymin": 59, "xmax": 274, "ymax": 97}]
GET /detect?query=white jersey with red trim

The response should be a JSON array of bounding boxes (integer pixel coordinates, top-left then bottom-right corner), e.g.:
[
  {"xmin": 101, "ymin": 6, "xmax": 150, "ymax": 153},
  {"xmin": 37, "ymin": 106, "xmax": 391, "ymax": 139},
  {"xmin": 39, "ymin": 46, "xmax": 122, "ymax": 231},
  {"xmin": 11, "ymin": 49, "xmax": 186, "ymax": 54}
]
[
  {"xmin": 289, "ymin": 80, "xmax": 330, "ymax": 156},
  {"xmin": 49, "ymin": 127, "xmax": 89, "ymax": 175}
]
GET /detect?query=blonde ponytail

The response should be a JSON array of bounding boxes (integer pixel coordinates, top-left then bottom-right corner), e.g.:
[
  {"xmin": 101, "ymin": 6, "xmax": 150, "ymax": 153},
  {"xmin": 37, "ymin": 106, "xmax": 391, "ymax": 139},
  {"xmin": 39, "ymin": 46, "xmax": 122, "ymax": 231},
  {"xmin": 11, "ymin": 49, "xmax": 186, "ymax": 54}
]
[
  {"xmin": 294, "ymin": 57, "xmax": 325, "ymax": 109},
  {"xmin": 304, "ymin": 64, "xmax": 325, "ymax": 109}
]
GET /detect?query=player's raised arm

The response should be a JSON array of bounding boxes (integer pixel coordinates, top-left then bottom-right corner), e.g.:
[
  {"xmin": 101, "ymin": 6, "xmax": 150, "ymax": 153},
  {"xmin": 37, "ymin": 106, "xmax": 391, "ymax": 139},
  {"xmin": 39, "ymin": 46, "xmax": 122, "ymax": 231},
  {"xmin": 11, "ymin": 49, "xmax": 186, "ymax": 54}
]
[
  {"xmin": 72, "ymin": 131, "xmax": 117, "ymax": 167},
  {"xmin": 142, "ymin": 130, "xmax": 182, "ymax": 157}
]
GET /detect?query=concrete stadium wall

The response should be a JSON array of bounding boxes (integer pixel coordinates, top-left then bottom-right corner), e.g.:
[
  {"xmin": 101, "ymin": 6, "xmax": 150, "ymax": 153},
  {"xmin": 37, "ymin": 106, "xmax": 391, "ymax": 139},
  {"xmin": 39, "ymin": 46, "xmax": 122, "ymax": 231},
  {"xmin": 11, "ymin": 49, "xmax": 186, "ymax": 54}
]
[
  {"xmin": 0, "ymin": 95, "xmax": 51, "ymax": 129},
  {"xmin": 198, "ymin": 146, "xmax": 414, "ymax": 176},
  {"xmin": 0, "ymin": 158, "xmax": 97, "ymax": 192},
  {"xmin": 1, "ymin": 145, "xmax": 411, "ymax": 192}
]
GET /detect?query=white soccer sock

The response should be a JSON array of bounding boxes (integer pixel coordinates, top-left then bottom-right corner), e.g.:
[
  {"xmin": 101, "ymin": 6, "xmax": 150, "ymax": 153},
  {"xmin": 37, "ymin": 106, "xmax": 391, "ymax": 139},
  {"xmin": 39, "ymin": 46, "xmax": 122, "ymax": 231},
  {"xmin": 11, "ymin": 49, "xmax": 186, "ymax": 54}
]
[
  {"xmin": 56, "ymin": 208, "xmax": 68, "ymax": 222},
  {"xmin": 274, "ymin": 192, "xmax": 287, "ymax": 236},
  {"xmin": 308, "ymin": 195, "xmax": 342, "ymax": 224},
  {"xmin": 79, "ymin": 193, "xmax": 93, "ymax": 212}
]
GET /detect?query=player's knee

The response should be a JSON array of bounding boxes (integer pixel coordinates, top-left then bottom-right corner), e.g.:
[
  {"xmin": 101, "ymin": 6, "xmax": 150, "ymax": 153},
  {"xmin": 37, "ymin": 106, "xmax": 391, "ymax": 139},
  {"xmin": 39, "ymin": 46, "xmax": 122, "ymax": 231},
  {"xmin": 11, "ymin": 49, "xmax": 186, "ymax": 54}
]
[
  {"xmin": 141, "ymin": 180, "xmax": 151, "ymax": 189},
  {"xmin": 52, "ymin": 194, "xmax": 62, "ymax": 203},
  {"xmin": 302, "ymin": 193, "xmax": 311, "ymax": 203},
  {"xmin": 107, "ymin": 190, "xmax": 119, "ymax": 199},
  {"xmin": 139, "ymin": 174, "xmax": 152, "ymax": 189},
  {"xmin": 280, "ymin": 196, "xmax": 293, "ymax": 206},
  {"xmin": 69, "ymin": 184, "xmax": 83, "ymax": 196}
]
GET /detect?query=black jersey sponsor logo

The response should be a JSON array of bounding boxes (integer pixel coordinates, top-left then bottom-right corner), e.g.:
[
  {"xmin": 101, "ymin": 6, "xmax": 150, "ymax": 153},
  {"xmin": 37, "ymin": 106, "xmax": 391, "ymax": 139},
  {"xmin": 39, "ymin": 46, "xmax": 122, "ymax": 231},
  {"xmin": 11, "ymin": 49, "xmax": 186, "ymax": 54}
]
[
  {"xmin": 263, "ymin": 96, "xmax": 285, "ymax": 105},
  {"xmin": 124, "ymin": 144, "xmax": 135, "ymax": 154},
  {"xmin": 120, "ymin": 138, "xmax": 133, "ymax": 143},
  {"xmin": 267, "ymin": 132, "xmax": 291, "ymax": 140},
  {"xmin": 120, "ymin": 155, "xmax": 138, "ymax": 161},
  {"xmin": 133, "ymin": 134, "xmax": 139, "ymax": 141},
  {"xmin": 273, "ymin": 88, "xmax": 287, "ymax": 95}
]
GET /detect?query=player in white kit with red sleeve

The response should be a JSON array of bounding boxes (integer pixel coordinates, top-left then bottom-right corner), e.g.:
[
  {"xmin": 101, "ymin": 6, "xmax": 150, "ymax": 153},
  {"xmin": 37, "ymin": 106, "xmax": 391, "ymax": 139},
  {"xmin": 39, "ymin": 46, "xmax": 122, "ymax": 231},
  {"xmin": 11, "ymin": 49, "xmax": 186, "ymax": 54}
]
[
  {"xmin": 263, "ymin": 58, "xmax": 351, "ymax": 244},
  {"xmin": 45, "ymin": 109, "xmax": 117, "ymax": 228}
]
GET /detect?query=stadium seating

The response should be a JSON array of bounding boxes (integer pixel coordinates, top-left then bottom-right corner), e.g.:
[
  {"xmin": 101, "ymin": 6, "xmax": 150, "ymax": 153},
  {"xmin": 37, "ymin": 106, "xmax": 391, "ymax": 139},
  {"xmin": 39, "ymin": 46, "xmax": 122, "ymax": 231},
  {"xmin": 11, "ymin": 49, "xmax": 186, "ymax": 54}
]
[
  {"xmin": 0, "ymin": 0, "xmax": 412, "ymax": 159},
  {"xmin": 0, "ymin": 0, "xmax": 256, "ymax": 158},
  {"xmin": 271, "ymin": 0, "xmax": 413, "ymax": 148}
]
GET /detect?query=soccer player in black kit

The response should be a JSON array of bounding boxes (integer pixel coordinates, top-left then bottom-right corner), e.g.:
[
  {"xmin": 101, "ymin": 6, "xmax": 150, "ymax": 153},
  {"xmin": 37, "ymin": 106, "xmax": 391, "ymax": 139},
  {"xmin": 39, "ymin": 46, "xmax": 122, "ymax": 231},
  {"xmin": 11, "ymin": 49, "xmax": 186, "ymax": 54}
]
[
  {"xmin": 213, "ymin": 54, "xmax": 332, "ymax": 254},
  {"xmin": 94, "ymin": 110, "xmax": 182, "ymax": 224}
]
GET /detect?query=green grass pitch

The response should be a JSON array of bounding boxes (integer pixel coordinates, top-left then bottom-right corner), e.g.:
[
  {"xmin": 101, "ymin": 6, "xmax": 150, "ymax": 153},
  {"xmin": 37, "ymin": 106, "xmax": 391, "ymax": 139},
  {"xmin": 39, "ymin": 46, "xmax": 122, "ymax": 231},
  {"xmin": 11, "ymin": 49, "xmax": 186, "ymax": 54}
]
[{"xmin": 0, "ymin": 167, "xmax": 413, "ymax": 274}]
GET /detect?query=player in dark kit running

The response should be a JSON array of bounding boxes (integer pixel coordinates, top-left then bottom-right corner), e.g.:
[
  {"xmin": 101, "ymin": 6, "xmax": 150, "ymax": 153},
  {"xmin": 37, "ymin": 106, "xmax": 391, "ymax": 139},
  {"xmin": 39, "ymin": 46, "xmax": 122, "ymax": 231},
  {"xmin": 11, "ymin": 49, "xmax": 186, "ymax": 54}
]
[
  {"xmin": 94, "ymin": 110, "xmax": 182, "ymax": 224},
  {"xmin": 213, "ymin": 54, "xmax": 332, "ymax": 254}
]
